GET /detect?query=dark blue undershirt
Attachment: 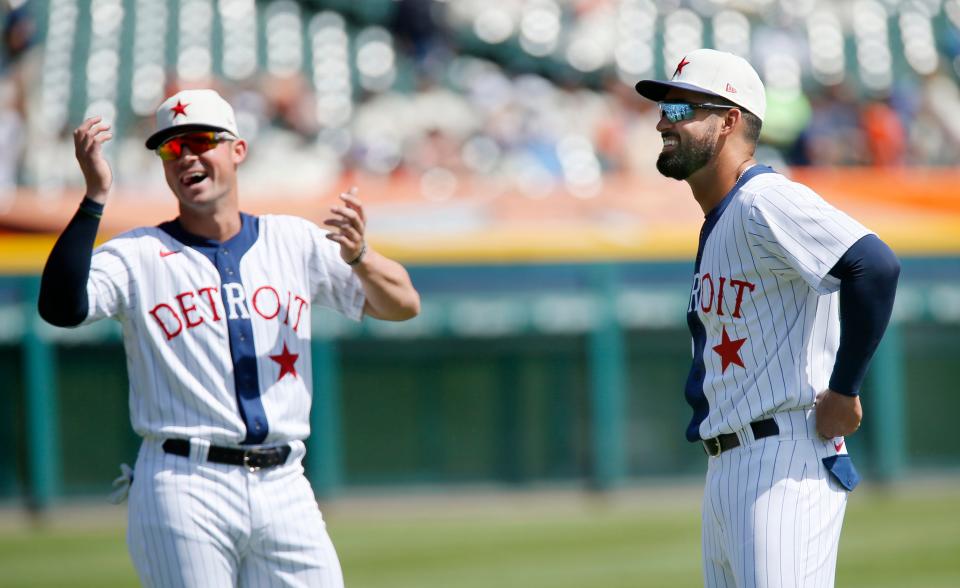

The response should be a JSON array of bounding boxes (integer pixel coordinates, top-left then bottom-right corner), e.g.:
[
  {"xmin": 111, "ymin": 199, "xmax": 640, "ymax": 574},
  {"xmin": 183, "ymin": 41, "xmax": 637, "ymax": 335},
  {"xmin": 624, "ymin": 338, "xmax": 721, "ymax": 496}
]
[
  {"xmin": 826, "ymin": 234, "xmax": 901, "ymax": 396},
  {"xmin": 38, "ymin": 197, "xmax": 105, "ymax": 327}
]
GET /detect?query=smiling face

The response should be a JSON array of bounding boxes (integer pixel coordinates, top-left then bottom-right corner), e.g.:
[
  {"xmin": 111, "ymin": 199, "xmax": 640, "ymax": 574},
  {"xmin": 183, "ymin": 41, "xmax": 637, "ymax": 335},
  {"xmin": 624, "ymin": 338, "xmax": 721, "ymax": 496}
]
[
  {"xmin": 160, "ymin": 132, "xmax": 247, "ymax": 211},
  {"xmin": 654, "ymin": 89, "xmax": 732, "ymax": 181}
]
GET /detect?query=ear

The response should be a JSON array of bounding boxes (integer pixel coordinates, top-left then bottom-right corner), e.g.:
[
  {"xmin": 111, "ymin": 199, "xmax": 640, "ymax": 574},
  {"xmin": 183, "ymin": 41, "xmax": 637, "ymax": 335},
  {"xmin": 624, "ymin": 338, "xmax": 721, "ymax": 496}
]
[
  {"xmin": 231, "ymin": 139, "xmax": 248, "ymax": 165},
  {"xmin": 719, "ymin": 108, "xmax": 742, "ymax": 137}
]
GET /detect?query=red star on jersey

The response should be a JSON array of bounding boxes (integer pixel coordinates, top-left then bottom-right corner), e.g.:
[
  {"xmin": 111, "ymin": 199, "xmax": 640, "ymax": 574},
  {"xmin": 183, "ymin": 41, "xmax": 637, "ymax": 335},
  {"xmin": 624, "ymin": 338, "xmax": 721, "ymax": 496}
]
[
  {"xmin": 712, "ymin": 326, "xmax": 747, "ymax": 373},
  {"xmin": 170, "ymin": 100, "xmax": 189, "ymax": 118},
  {"xmin": 269, "ymin": 342, "xmax": 299, "ymax": 381},
  {"xmin": 673, "ymin": 56, "xmax": 691, "ymax": 78}
]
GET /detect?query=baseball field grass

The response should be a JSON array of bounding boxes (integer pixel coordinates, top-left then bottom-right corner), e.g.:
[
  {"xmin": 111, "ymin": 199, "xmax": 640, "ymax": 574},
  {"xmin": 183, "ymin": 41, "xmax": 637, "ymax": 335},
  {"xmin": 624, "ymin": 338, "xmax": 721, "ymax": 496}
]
[{"xmin": 0, "ymin": 480, "xmax": 957, "ymax": 588}]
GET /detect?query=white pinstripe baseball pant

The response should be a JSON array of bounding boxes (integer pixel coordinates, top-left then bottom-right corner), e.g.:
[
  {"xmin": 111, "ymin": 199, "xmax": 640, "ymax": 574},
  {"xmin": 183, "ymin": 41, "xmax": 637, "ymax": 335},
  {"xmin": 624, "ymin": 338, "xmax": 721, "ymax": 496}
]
[
  {"xmin": 127, "ymin": 438, "xmax": 344, "ymax": 588},
  {"xmin": 701, "ymin": 410, "xmax": 849, "ymax": 588}
]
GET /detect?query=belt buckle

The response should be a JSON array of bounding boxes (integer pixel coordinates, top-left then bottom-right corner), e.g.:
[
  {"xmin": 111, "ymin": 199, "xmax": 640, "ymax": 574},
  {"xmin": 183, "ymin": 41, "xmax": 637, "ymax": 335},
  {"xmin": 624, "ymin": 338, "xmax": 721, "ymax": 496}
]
[
  {"xmin": 702, "ymin": 437, "xmax": 721, "ymax": 457},
  {"xmin": 243, "ymin": 452, "xmax": 261, "ymax": 473}
]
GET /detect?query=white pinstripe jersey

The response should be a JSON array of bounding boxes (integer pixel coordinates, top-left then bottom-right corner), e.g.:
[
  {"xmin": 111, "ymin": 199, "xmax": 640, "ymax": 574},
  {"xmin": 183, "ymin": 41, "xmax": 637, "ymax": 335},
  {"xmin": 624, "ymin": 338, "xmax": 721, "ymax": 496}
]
[
  {"xmin": 82, "ymin": 213, "xmax": 365, "ymax": 446},
  {"xmin": 685, "ymin": 166, "xmax": 871, "ymax": 441}
]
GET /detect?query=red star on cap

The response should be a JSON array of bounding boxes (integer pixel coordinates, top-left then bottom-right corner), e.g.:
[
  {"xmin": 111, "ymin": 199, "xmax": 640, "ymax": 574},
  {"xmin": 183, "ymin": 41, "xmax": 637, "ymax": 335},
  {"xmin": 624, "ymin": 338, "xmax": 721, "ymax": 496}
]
[
  {"xmin": 712, "ymin": 326, "xmax": 747, "ymax": 373},
  {"xmin": 673, "ymin": 56, "xmax": 691, "ymax": 78},
  {"xmin": 170, "ymin": 100, "xmax": 189, "ymax": 118},
  {"xmin": 269, "ymin": 342, "xmax": 299, "ymax": 381}
]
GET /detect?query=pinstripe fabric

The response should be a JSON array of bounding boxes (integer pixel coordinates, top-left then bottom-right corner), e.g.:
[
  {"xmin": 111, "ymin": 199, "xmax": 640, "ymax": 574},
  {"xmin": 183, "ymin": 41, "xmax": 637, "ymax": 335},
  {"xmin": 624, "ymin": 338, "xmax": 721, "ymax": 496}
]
[
  {"xmin": 689, "ymin": 170, "xmax": 871, "ymax": 440},
  {"xmin": 701, "ymin": 411, "xmax": 847, "ymax": 588},
  {"xmin": 129, "ymin": 439, "xmax": 343, "ymax": 588},
  {"xmin": 80, "ymin": 213, "xmax": 361, "ymax": 586},
  {"xmin": 687, "ymin": 168, "xmax": 868, "ymax": 587},
  {"xmin": 81, "ymin": 214, "xmax": 364, "ymax": 445}
]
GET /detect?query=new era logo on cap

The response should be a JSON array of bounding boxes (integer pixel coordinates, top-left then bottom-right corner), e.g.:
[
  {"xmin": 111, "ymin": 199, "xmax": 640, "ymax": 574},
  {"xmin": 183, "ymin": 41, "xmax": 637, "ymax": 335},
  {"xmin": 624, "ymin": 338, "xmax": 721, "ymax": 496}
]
[
  {"xmin": 145, "ymin": 89, "xmax": 240, "ymax": 150},
  {"xmin": 635, "ymin": 48, "xmax": 767, "ymax": 122}
]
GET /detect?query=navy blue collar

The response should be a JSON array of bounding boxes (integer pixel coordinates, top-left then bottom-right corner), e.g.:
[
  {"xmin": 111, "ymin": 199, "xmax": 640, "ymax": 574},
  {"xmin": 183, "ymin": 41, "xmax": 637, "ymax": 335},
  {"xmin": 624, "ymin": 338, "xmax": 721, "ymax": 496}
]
[{"xmin": 159, "ymin": 212, "xmax": 259, "ymax": 251}]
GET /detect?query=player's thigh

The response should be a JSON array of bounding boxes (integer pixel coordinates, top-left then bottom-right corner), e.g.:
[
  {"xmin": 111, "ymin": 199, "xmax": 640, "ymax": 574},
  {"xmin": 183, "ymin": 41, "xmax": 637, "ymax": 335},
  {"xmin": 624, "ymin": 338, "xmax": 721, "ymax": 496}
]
[
  {"xmin": 240, "ymin": 469, "xmax": 344, "ymax": 588},
  {"xmin": 129, "ymin": 523, "xmax": 237, "ymax": 588},
  {"xmin": 741, "ymin": 441, "xmax": 847, "ymax": 588},
  {"xmin": 127, "ymin": 448, "xmax": 243, "ymax": 588},
  {"xmin": 702, "ymin": 496, "xmax": 737, "ymax": 588}
]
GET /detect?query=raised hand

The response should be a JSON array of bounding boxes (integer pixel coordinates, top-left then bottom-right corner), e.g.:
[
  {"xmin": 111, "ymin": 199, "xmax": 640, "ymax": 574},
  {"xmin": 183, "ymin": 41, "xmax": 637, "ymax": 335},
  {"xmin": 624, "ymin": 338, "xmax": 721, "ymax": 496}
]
[
  {"xmin": 323, "ymin": 186, "xmax": 367, "ymax": 265},
  {"xmin": 73, "ymin": 116, "xmax": 114, "ymax": 203}
]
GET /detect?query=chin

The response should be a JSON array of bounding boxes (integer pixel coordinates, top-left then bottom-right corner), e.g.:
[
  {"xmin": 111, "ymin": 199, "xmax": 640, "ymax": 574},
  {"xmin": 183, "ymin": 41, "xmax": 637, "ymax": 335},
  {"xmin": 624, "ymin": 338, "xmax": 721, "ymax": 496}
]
[
  {"xmin": 176, "ymin": 189, "xmax": 218, "ymax": 209},
  {"xmin": 656, "ymin": 154, "xmax": 692, "ymax": 181}
]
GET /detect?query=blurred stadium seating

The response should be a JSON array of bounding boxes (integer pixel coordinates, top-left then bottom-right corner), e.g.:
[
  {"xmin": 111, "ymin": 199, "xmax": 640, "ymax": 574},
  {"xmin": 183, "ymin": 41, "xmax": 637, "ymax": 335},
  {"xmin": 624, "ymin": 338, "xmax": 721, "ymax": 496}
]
[{"xmin": 3, "ymin": 0, "xmax": 960, "ymax": 202}]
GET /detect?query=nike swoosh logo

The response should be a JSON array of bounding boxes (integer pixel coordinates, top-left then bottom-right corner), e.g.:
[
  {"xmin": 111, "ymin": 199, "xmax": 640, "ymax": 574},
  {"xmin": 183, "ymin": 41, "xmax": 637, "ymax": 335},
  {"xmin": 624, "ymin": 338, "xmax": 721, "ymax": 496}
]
[
  {"xmin": 159, "ymin": 250, "xmax": 180, "ymax": 257},
  {"xmin": 833, "ymin": 440, "xmax": 844, "ymax": 452}
]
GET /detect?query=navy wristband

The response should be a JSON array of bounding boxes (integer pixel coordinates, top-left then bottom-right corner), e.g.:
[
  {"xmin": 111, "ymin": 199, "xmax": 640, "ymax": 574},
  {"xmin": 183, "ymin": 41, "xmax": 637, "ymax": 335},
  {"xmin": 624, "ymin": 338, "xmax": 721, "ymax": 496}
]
[{"xmin": 78, "ymin": 197, "xmax": 106, "ymax": 218}]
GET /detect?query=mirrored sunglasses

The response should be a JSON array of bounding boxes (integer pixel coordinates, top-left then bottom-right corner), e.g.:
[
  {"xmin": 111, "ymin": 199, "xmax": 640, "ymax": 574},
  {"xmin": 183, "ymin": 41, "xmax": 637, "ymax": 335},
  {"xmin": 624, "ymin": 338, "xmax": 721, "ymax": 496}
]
[
  {"xmin": 658, "ymin": 101, "xmax": 737, "ymax": 123},
  {"xmin": 156, "ymin": 131, "xmax": 234, "ymax": 161}
]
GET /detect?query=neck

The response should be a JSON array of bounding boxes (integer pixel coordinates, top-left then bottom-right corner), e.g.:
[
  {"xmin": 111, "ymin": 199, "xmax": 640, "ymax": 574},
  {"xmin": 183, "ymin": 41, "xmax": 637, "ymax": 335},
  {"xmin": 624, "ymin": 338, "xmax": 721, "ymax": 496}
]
[
  {"xmin": 687, "ymin": 155, "xmax": 756, "ymax": 216},
  {"xmin": 177, "ymin": 200, "xmax": 242, "ymax": 242}
]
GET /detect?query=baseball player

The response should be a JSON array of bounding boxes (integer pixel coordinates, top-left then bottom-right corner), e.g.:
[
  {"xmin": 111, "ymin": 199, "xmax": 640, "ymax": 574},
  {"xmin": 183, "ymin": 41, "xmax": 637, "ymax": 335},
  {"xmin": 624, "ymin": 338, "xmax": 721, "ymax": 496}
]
[
  {"xmin": 635, "ymin": 50, "xmax": 900, "ymax": 587},
  {"xmin": 38, "ymin": 89, "xmax": 420, "ymax": 587}
]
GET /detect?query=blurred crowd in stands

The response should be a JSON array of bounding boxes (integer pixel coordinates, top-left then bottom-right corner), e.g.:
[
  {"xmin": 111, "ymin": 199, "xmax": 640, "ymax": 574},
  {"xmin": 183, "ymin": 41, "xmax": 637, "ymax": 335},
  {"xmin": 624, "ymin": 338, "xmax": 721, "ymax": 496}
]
[{"xmin": 3, "ymin": 0, "xmax": 960, "ymax": 203}]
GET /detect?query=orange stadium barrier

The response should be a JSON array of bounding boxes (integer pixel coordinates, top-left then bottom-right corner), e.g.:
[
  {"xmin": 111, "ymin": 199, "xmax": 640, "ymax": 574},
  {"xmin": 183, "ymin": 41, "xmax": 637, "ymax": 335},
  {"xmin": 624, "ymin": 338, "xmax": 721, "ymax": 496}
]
[{"xmin": 1, "ymin": 168, "xmax": 959, "ymax": 272}]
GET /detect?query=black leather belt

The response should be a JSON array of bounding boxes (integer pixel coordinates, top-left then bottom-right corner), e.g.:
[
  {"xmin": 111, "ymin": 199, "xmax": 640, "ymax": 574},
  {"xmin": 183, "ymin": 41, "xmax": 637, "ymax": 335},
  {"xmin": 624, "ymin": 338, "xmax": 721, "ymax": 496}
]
[
  {"xmin": 162, "ymin": 439, "xmax": 291, "ymax": 471},
  {"xmin": 702, "ymin": 418, "xmax": 779, "ymax": 457}
]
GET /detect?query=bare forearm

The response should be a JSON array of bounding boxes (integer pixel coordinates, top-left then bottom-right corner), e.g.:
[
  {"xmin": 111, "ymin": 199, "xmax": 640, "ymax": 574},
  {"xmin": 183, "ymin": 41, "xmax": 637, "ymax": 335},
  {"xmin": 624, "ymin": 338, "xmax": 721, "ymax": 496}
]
[{"xmin": 353, "ymin": 249, "xmax": 420, "ymax": 321}]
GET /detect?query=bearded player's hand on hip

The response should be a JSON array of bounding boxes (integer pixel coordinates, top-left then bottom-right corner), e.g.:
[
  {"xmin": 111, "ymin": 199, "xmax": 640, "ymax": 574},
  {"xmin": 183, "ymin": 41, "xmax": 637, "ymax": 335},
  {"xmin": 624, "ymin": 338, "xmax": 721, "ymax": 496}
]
[
  {"xmin": 814, "ymin": 389, "xmax": 862, "ymax": 439},
  {"xmin": 73, "ymin": 116, "xmax": 114, "ymax": 204}
]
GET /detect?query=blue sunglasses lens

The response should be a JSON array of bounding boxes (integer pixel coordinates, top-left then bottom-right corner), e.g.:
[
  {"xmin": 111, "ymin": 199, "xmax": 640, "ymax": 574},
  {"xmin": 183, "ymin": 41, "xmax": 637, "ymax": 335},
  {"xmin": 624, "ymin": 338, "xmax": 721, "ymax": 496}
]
[{"xmin": 659, "ymin": 102, "xmax": 694, "ymax": 123}]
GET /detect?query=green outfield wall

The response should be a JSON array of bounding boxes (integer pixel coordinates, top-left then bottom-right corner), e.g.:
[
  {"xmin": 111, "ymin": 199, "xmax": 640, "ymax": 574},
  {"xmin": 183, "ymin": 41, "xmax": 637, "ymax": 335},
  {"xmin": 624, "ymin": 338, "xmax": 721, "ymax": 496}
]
[{"xmin": 0, "ymin": 258, "xmax": 957, "ymax": 509}]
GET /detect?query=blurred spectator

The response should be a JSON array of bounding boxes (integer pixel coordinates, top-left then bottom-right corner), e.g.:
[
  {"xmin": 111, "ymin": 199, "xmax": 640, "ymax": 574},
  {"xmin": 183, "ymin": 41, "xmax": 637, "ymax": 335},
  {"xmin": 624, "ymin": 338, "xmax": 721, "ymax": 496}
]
[
  {"xmin": 0, "ymin": 0, "xmax": 35, "ymax": 199},
  {"xmin": 861, "ymin": 98, "xmax": 906, "ymax": 167},
  {"xmin": 791, "ymin": 84, "xmax": 867, "ymax": 167},
  {"xmin": 261, "ymin": 73, "xmax": 319, "ymax": 138},
  {"xmin": 392, "ymin": 0, "xmax": 445, "ymax": 62},
  {"xmin": 760, "ymin": 87, "xmax": 812, "ymax": 154},
  {"xmin": 906, "ymin": 72, "xmax": 960, "ymax": 166}
]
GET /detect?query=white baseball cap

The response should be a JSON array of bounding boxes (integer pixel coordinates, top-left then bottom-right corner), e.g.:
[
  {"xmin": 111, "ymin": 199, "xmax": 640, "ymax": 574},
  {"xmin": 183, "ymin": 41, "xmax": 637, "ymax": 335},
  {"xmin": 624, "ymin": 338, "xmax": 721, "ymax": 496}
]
[
  {"xmin": 635, "ymin": 49, "xmax": 766, "ymax": 122},
  {"xmin": 145, "ymin": 89, "xmax": 240, "ymax": 149}
]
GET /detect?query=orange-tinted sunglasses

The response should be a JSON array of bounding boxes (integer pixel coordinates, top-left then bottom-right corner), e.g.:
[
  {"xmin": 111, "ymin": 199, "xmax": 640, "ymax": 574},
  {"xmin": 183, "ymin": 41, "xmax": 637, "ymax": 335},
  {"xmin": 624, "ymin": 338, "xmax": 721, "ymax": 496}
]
[{"xmin": 156, "ymin": 131, "xmax": 234, "ymax": 161}]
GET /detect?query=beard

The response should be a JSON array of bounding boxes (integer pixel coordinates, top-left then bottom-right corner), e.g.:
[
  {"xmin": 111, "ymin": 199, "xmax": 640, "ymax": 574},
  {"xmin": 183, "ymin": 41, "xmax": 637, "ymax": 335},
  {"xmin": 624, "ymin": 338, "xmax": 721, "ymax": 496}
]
[{"xmin": 656, "ymin": 128, "xmax": 718, "ymax": 180}]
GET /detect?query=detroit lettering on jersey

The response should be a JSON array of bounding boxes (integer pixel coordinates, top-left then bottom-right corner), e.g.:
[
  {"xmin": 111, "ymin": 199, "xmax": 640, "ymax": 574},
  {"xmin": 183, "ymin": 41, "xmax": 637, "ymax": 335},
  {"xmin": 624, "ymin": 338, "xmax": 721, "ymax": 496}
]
[
  {"xmin": 82, "ymin": 214, "xmax": 365, "ymax": 446},
  {"xmin": 688, "ymin": 274, "xmax": 755, "ymax": 319},
  {"xmin": 148, "ymin": 283, "xmax": 311, "ymax": 340},
  {"xmin": 684, "ymin": 166, "xmax": 871, "ymax": 442}
]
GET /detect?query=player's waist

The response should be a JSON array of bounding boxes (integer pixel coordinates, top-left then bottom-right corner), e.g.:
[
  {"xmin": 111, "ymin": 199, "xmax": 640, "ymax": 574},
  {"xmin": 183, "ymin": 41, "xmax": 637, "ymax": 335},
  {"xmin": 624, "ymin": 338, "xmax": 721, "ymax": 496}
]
[
  {"xmin": 700, "ymin": 408, "xmax": 816, "ymax": 456},
  {"xmin": 146, "ymin": 437, "xmax": 306, "ymax": 471}
]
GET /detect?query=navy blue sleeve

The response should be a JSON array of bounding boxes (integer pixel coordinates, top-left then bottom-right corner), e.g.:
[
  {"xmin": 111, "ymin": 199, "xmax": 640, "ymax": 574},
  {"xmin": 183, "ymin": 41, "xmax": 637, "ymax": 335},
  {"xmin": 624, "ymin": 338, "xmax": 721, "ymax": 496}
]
[
  {"xmin": 37, "ymin": 198, "xmax": 105, "ymax": 327},
  {"xmin": 827, "ymin": 234, "xmax": 901, "ymax": 396}
]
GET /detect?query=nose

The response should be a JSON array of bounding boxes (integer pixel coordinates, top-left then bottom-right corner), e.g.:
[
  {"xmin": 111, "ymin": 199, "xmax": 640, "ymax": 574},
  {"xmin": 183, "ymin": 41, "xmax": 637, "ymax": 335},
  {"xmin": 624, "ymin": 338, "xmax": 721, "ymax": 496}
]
[
  {"xmin": 171, "ymin": 145, "xmax": 200, "ymax": 165},
  {"xmin": 655, "ymin": 111, "xmax": 672, "ymax": 132}
]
